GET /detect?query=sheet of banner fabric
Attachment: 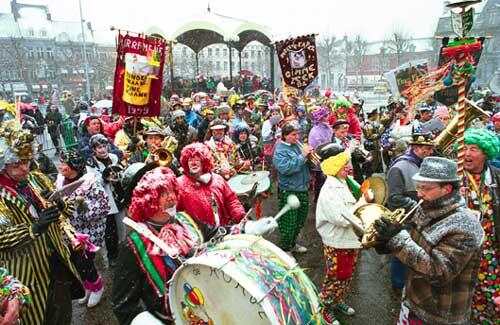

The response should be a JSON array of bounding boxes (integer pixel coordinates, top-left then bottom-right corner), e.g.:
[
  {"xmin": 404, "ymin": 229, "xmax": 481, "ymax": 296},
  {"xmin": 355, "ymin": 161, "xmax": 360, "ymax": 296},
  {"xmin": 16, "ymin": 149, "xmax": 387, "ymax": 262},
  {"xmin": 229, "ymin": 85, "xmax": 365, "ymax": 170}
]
[
  {"xmin": 275, "ymin": 34, "xmax": 319, "ymax": 91},
  {"xmin": 112, "ymin": 32, "xmax": 167, "ymax": 117}
]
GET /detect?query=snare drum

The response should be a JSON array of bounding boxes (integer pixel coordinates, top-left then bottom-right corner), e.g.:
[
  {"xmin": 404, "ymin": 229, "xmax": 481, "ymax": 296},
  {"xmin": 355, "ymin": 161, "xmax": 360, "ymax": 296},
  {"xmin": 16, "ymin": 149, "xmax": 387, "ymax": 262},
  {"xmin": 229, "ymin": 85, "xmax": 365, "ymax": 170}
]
[{"xmin": 168, "ymin": 234, "xmax": 321, "ymax": 325}]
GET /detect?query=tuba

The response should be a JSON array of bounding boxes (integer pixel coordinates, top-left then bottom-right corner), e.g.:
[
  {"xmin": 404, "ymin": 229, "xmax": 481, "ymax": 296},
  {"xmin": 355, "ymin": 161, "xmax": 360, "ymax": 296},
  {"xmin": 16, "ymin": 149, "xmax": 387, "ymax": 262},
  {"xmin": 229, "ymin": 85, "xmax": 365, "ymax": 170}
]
[{"xmin": 435, "ymin": 99, "xmax": 489, "ymax": 155}]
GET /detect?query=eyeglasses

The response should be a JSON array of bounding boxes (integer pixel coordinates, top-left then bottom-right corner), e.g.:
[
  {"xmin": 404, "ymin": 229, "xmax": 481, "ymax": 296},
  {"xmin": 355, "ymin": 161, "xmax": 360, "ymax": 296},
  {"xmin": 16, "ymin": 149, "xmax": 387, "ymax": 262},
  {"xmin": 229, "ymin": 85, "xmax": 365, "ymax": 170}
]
[{"xmin": 415, "ymin": 184, "xmax": 441, "ymax": 192}]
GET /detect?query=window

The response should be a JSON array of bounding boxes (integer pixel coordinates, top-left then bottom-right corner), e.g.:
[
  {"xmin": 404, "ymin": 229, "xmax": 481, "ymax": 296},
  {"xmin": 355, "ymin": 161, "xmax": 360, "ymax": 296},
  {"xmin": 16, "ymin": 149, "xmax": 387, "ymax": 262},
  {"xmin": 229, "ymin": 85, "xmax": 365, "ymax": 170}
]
[
  {"xmin": 223, "ymin": 49, "xmax": 228, "ymax": 57},
  {"xmin": 46, "ymin": 48, "xmax": 53, "ymax": 59},
  {"xmin": 251, "ymin": 62, "xmax": 256, "ymax": 71},
  {"xmin": 27, "ymin": 47, "xmax": 34, "ymax": 59},
  {"xmin": 182, "ymin": 47, "xmax": 187, "ymax": 55},
  {"xmin": 216, "ymin": 61, "xmax": 221, "ymax": 70},
  {"xmin": 215, "ymin": 48, "xmax": 220, "ymax": 57},
  {"xmin": 27, "ymin": 28, "xmax": 34, "ymax": 37},
  {"xmin": 251, "ymin": 50, "xmax": 255, "ymax": 58},
  {"xmin": 208, "ymin": 48, "xmax": 212, "ymax": 57},
  {"xmin": 40, "ymin": 29, "xmax": 47, "ymax": 37},
  {"xmin": 257, "ymin": 50, "xmax": 262, "ymax": 58},
  {"xmin": 224, "ymin": 61, "xmax": 228, "ymax": 71}
]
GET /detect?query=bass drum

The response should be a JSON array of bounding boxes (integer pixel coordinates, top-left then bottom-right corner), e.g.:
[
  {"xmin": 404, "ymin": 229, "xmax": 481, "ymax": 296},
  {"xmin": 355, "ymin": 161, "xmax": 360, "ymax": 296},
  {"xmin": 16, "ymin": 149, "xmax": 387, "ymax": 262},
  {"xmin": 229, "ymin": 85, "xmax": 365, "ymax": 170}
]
[{"xmin": 168, "ymin": 234, "xmax": 321, "ymax": 325}]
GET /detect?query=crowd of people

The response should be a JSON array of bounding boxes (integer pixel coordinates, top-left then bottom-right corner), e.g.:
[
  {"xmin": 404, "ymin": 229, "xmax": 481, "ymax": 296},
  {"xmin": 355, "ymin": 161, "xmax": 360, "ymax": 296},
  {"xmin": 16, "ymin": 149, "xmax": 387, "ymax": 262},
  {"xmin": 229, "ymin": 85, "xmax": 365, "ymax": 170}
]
[{"xmin": 0, "ymin": 81, "xmax": 498, "ymax": 325}]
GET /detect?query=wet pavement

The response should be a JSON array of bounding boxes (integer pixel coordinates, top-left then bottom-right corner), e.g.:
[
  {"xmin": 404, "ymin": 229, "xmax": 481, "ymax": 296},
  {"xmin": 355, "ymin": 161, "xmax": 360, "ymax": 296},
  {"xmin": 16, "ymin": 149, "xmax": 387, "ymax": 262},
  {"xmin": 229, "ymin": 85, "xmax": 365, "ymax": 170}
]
[{"xmin": 71, "ymin": 191, "xmax": 400, "ymax": 325}]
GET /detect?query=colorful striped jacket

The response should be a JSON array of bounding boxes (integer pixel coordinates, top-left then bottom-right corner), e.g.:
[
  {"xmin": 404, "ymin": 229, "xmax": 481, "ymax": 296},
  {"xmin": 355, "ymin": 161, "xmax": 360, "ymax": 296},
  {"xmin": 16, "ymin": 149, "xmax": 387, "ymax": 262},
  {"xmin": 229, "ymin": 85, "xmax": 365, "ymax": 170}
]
[{"xmin": 0, "ymin": 171, "xmax": 82, "ymax": 324}]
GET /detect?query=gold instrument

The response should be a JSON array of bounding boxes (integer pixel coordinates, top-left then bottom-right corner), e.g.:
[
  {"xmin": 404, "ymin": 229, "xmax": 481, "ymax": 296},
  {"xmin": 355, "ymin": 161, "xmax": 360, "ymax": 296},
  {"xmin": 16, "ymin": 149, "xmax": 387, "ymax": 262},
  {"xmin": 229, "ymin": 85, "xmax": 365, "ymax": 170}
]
[
  {"xmin": 435, "ymin": 99, "xmax": 489, "ymax": 155},
  {"xmin": 351, "ymin": 199, "xmax": 423, "ymax": 247},
  {"xmin": 150, "ymin": 136, "xmax": 178, "ymax": 167},
  {"xmin": 30, "ymin": 185, "xmax": 83, "ymax": 251},
  {"xmin": 296, "ymin": 142, "xmax": 321, "ymax": 165}
]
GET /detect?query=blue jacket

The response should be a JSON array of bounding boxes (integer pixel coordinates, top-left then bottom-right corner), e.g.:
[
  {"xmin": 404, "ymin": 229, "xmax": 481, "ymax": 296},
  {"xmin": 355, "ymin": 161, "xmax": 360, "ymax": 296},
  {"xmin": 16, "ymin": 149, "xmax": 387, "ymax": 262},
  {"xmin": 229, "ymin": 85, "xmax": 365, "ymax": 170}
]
[
  {"xmin": 185, "ymin": 110, "xmax": 200, "ymax": 129},
  {"xmin": 273, "ymin": 141, "xmax": 310, "ymax": 192}
]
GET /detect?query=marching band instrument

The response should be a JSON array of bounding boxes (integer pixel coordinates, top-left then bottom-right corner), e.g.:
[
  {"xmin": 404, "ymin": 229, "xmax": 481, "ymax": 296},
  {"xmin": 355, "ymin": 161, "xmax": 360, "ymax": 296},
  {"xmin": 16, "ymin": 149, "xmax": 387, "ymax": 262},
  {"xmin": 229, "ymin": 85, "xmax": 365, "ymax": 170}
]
[
  {"xmin": 273, "ymin": 195, "xmax": 301, "ymax": 222},
  {"xmin": 228, "ymin": 171, "xmax": 271, "ymax": 197},
  {"xmin": 346, "ymin": 199, "xmax": 424, "ymax": 247},
  {"xmin": 435, "ymin": 99, "xmax": 489, "ymax": 155},
  {"xmin": 149, "ymin": 136, "xmax": 178, "ymax": 167},
  {"xmin": 296, "ymin": 142, "xmax": 321, "ymax": 165}
]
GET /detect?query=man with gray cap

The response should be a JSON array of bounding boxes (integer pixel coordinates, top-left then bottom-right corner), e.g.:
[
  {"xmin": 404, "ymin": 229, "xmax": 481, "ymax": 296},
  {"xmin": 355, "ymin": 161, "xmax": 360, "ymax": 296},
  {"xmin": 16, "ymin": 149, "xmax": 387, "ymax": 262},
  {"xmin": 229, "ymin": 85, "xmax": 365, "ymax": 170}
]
[
  {"xmin": 374, "ymin": 157, "xmax": 484, "ymax": 325},
  {"xmin": 167, "ymin": 109, "xmax": 197, "ymax": 158}
]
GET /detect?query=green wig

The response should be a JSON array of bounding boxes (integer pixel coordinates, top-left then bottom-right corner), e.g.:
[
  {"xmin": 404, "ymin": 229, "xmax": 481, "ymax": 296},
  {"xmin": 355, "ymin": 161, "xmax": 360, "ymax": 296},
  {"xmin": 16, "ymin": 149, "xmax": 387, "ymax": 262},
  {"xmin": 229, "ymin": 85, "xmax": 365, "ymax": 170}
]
[
  {"xmin": 464, "ymin": 128, "xmax": 500, "ymax": 160},
  {"xmin": 334, "ymin": 97, "xmax": 352, "ymax": 109}
]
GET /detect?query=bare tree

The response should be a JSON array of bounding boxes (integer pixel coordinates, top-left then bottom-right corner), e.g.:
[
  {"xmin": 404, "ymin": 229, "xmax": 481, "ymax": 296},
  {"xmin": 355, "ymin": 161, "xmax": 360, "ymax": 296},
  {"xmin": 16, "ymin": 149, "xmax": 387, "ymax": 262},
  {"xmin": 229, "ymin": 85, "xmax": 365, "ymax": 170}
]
[
  {"xmin": 351, "ymin": 35, "xmax": 368, "ymax": 86},
  {"xmin": 317, "ymin": 35, "xmax": 343, "ymax": 87},
  {"xmin": 384, "ymin": 28, "xmax": 415, "ymax": 66}
]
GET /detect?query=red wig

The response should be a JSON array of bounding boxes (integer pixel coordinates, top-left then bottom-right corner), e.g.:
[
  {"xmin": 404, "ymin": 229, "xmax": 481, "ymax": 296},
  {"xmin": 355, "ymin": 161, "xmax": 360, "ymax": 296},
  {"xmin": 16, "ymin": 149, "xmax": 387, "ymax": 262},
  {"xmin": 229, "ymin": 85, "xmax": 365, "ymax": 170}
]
[
  {"xmin": 179, "ymin": 143, "xmax": 214, "ymax": 175},
  {"xmin": 128, "ymin": 167, "xmax": 177, "ymax": 222}
]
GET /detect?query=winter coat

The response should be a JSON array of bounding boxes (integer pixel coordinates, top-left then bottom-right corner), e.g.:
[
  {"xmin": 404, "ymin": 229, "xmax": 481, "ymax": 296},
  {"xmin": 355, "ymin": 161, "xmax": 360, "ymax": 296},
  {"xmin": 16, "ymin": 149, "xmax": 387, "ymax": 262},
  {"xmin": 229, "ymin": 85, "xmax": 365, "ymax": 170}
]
[
  {"xmin": 87, "ymin": 154, "xmax": 120, "ymax": 215},
  {"xmin": 273, "ymin": 141, "xmax": 310, "ymax": 192},
  {"xmin": 387, "ymin": 192, "xmax": 484, "ymax": 324},
  {"xmin": 387, "ymin": 154, "xmax": 421, "ymax": 211},
  {"xmin": 316, "ymin": 176, "xmax": 365, "ymax": 248},
  {"xmin": 177, "ymin": 173, "xmax": 245, "ymax": 226}
]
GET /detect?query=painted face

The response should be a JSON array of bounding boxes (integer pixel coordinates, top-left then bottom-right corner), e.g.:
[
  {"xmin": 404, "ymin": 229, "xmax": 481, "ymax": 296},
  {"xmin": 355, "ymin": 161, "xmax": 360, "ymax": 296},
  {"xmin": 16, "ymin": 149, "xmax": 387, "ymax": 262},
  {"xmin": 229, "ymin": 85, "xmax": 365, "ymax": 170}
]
[
  {"xmin": 87, "ymin": 119, "xmax": 101, "ymax": 135},
  {"xmin": 158, "ymin": 191, "xmax": 178, "ymax": 211},
  {"xmin": 93, "ymin": 143, "xmax": 109, "ymax": 159},
  {"xmin": 464, "ymin": 144, "xmax": 486, "ymax": 174},
  {"xmin": 416, "ymin": 182, "xmax": 451, "ymax": 202},
  {"xmin": 420, "ymin": 111, "xmax": 432, "ymax": 122},
  {"xmin": 5, "ymin": 160, "xmax": 30, "ymax": 182},
  {"xmin": 188, "ymin": 156, "xmax": 203, "ymax": 175},
  {"xmin": 284, "ymin": 130, "xmax": 300, "ymax": 144}
]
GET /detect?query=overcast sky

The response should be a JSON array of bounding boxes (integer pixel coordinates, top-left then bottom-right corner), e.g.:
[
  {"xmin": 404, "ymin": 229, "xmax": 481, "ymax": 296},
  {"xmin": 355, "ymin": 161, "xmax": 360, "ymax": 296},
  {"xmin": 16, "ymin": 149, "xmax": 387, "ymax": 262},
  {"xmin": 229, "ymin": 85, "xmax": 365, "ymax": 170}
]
[{"xmin": 0, "ymin": 0, "xmax": 487, "ymax": 41}]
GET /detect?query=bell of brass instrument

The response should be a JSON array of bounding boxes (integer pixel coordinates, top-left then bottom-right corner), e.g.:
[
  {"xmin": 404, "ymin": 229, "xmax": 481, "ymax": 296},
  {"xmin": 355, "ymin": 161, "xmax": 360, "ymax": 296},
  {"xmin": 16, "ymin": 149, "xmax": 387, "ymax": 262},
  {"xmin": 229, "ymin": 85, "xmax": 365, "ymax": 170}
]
[
  {"xmin": 297, "ymin": 142, "xmax": 321, "ymax": 165},
  {"xmin": 435, "ymin": 99, "xmax": 489, "ymax": 155},
  {"xmin": 353, "ymin": 204, "xmax": 405, "ymax": 247},
  {"xmin": 151, "ymin": 136, "xmax": 178, "ymax": 167}
]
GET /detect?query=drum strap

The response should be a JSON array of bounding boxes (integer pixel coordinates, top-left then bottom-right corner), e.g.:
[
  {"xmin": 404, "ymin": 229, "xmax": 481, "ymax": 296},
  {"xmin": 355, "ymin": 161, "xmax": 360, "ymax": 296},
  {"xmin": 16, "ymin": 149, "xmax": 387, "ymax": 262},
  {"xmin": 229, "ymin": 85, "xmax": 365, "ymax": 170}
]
[{"xmin": 129, "ymin": 231, "xmax": 166, "ymax": 297}]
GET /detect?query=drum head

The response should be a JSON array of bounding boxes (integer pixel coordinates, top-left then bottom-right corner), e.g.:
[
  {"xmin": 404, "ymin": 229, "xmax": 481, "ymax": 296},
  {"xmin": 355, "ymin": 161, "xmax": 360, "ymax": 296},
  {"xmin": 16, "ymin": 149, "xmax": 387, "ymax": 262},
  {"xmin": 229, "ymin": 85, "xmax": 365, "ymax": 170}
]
[
  {"xmin": 367, "ymin": 174, "xmax": 388, "ymax": 205},
  {"xmin": 168, "ymin": 235, "xmax": 320, "ymax": 325},
  {"xmin": 228, "ymin": 171, "xmax": 270, "ymax": 195},
  {"xmin": 175, "ymin": 212, "xmax": 204, "ymax": 246}
]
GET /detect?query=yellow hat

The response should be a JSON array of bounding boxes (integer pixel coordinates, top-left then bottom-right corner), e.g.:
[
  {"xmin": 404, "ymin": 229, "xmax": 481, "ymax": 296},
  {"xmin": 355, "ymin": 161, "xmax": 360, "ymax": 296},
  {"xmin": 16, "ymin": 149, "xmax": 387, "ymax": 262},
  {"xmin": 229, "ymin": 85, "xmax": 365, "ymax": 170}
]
[{"xmin": 320, "ymin": 151, "xmax": 350, "ymax": 176}]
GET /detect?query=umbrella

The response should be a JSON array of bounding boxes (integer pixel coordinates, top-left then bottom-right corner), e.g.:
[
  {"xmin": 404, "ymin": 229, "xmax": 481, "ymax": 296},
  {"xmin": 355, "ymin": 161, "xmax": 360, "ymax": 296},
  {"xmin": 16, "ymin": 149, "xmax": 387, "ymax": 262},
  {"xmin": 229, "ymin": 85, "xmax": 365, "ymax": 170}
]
[
  {"xmin": 93, "ymin": 99, "xmax": 112, "ymax": 109},
  {"xmin": 239, "ymin": 69, "xmax": 253, "ymax": 77},
  {"xmin": 193, "ymin": 92, "xmax": 208, "ymax": 98}
]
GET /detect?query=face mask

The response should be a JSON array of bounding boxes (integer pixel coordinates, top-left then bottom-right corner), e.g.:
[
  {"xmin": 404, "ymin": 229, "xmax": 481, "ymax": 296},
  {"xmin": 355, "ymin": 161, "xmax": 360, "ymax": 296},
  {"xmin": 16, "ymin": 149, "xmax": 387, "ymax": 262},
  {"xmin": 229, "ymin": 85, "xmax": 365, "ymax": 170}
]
[{"xmin": 165, "ymin": 206, "xmax": 176, "ymax": 217}]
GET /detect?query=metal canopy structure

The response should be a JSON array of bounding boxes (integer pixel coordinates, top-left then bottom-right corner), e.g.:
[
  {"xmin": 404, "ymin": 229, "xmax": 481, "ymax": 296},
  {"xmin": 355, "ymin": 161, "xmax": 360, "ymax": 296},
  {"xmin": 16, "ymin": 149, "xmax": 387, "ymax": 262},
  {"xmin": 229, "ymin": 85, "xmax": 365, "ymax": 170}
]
[{"xmin": 146, "ymin": 8, "xmax": 275, "ymax": 88}]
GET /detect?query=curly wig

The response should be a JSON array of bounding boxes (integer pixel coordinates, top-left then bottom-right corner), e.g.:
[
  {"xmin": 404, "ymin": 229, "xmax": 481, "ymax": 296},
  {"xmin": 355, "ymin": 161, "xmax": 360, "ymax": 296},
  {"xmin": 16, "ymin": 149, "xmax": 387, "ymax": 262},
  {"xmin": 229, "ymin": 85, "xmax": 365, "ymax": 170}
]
[
  {"xmin": 311, "ymin": 106, "xmax": 330, "ymax": 124},
  {"xmin": 333, "ymin": 97, "xmax": 352, "ymax": 109},
  {"xmin": 179, "ymin": 142, "xmax": 214, "ymax": 175},
  {"xmin": 128, "ymin": 167, "xmax": 177, "ymax": 222},
  {"xmin": 464, "ymin": 128, "xmax": 500, "ymax": 160}
]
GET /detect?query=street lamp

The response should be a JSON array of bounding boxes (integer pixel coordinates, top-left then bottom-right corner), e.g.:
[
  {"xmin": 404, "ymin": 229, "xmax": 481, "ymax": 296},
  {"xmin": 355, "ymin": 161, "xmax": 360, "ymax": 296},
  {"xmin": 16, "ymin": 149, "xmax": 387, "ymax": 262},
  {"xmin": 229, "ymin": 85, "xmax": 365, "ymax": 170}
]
[{"xmin": 78, "ymin": 0, "xmax": 91, "ymax": 101}]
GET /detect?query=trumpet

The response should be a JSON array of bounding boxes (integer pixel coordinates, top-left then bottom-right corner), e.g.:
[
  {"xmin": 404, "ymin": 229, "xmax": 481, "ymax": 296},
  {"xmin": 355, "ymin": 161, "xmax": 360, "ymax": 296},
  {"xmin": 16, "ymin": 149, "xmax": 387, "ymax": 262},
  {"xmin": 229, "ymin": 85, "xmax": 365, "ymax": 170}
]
[
  {"xmin": 297, "ymin": 142, "xmax": 322, "ymax": 165},
  {"xmin": 149, "ymin": 136, "xmax": 178, "ymax": 167}
]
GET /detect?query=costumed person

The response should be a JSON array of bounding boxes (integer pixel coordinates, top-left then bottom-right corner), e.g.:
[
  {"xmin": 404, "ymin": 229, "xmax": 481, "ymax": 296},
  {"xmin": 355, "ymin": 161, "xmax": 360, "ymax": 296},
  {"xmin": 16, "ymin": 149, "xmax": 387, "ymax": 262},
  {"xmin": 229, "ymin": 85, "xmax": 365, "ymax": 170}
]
[
  {"xmin": 112, "ymin": 165, "xmax": 277, "ymax": 325},
  {"xmin": 261, "ymin": 107, "xmax": 282, "ymax": 168},
  {"xmin": 374, "ymin": 157, "xmax": 484, "ymax": 325},
  {"xmin": 233, "ymin": 124, "xmax": 260, "ymax": 172},
  {"xmin": 177, "ymin": 142, "xmax": 246, "ymax": 227},
  {"xmin": 181, "ymin": 98, "xmax": 200, "ymax": 129},
  {"xmin": 79, "ymin": 115, "xmax": 122, "ymax": 160},
  {"xmin": 315, "ymin": 144, "xmax": 374, "ymax": 325},
  {"xmin": 44, "ymin": 103, "xmax": 63, "ymax": 154},
  {"xmin": 0, "ymin": 129, "xmax": 84, "ymax": 324},
  {"xmin": 328, "ymin": 97, "xmax": 362, "ymax": 140},
  {"xmin": 272, "ymin": 122, "xmax": 311, "ymax": 255},
  {"xmin": 204, "ymin": 119, "xmax": 237, "ymax": 180},
  {"xmin": 87, "ymin": 134, "xmax": 121, "ymax": 265},
  {"xmin": 166, "ymin": 110, "xmax": 197, "ymax": 159},
  {"xmin": 308, "ymin": 106, "xmax": 333, "ymax": 200},
  {"xmin": 362, "ymin": 106, "xmax": 386, "ymax": 174},
  {"xmin": 114, "ymin": 117, "xmax": 142, "ymax": 155},
  {"xmin": 216, "ymin": 102, "xmax": 231, "ymax": 124},
  {"xmin": 386, "ymin": 131, "xmax": 435, "ymax": 291},
  {"xmin": 462, "ymin": 128, "xmax": 500, "ymax": 324},
  {"xmin": 296, "ymin": 105, "xmax": 310, "ymax": 141},
  {"xmin": 490, "ymin": 112, "xmax": 500, "ymax": 135},
  {"xmin": 56, "ymin": 150, "xmax": 110, "ymax": 308},
  {"xmin": 422, "ymin": 105, "xmax": 450, "ymax": 136},
  {"xmin": 0, "ymin": 267, "xmax": 30, "ymax": 325},
  {"xmin": 197, "ymin": 107, "xmax": 215, "ymax": 142}
]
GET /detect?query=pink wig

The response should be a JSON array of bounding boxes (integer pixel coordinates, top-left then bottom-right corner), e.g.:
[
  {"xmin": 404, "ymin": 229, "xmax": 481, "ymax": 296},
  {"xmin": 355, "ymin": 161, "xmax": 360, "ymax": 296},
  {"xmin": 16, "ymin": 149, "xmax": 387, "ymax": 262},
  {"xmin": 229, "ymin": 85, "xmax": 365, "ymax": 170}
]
[
  {"xmin": 179, "ymin": 143, "xmax": 214, "ymax": 175},
  {"xmin": 128, "ymin": 167, "xmax": 177, "ymax": 222}
]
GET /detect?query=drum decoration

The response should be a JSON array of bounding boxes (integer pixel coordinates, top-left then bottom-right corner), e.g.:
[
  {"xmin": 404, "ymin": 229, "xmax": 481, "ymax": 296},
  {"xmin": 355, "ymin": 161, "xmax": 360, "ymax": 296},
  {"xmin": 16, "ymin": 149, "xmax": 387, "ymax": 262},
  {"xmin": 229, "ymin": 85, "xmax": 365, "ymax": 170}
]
[{"xmin": 169, "ymin": 235, "xmax": 322, "ymax": 325}]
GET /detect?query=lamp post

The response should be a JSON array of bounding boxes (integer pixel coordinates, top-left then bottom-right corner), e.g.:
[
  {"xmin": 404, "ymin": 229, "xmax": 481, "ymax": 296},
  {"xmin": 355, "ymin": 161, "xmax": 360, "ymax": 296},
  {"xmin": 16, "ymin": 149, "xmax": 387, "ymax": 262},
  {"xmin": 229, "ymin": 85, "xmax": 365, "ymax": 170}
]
[{"xmin": 78, "ymin": 0, "xmax": 91, "ymax": 101}]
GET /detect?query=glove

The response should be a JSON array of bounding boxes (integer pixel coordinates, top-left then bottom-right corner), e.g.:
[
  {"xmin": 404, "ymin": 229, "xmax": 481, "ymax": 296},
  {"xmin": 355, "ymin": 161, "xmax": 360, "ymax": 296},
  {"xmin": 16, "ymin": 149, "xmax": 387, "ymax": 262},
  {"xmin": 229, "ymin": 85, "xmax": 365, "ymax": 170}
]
[
  {"xmin": 32, "ymin": 206, "xmax": 61, "ymax": 234},
  {"xmin": 244, "ymin": 217, "xmax": 278, "ymax": 236},
  {"xmin": 373, "ymin": 217, "xmax": 402, "ymax": 243}
]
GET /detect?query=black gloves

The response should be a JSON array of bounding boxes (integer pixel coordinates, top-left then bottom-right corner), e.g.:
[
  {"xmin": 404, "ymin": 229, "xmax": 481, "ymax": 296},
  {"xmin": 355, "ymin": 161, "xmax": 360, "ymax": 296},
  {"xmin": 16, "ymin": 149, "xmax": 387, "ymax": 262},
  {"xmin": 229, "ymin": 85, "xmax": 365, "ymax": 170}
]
[
  {"xmin": 32, "ymin": 206, "xmax": 61, "ymax": 234},
  {"xmin": 374, "ymin": 217, "xmax": 403, "ymax": 242}
]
